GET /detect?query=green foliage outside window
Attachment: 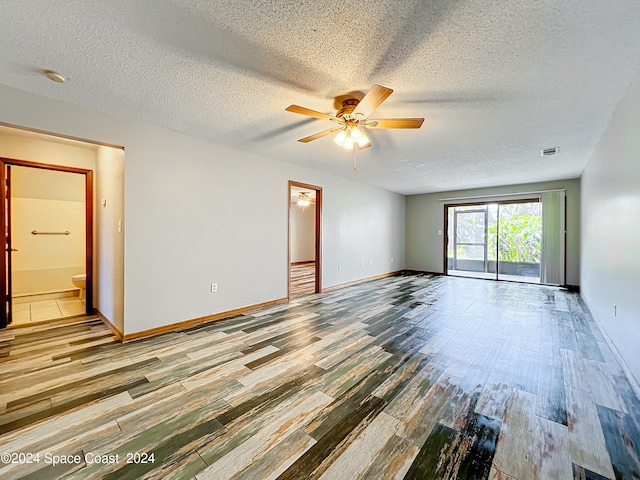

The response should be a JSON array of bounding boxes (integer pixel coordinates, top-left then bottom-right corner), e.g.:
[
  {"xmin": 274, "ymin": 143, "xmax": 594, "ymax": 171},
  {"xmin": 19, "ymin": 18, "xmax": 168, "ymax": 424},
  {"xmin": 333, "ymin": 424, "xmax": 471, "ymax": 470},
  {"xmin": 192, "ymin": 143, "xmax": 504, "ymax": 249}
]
[{"xmin": 488, "ymin": 214, "xmax": 541, "ymax": 263}]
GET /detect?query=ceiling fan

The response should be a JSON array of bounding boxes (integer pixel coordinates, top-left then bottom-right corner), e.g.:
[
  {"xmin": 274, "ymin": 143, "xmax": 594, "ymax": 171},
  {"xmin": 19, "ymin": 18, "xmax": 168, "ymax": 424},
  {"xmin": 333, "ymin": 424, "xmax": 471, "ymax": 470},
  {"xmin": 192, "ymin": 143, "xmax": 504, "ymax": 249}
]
[
  {"xmin": 295, "ymin": 192, "xmax": 314, "ymax": 207},
  {"xmin": 285, "ymin": 84, "xmax": 424, "ymax": 152}
]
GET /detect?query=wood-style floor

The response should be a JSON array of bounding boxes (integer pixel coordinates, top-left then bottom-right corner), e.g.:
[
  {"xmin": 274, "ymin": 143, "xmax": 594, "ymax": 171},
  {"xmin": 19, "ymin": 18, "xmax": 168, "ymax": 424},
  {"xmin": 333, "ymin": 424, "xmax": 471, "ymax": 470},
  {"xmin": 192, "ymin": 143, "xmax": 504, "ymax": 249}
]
[
  {"xmin": 1, "ymin": 273, "xmax": 639, "ymax": 479},
  {"xmin": 290, "ymin": 262, "xmax": 315, "ymax": 297}
]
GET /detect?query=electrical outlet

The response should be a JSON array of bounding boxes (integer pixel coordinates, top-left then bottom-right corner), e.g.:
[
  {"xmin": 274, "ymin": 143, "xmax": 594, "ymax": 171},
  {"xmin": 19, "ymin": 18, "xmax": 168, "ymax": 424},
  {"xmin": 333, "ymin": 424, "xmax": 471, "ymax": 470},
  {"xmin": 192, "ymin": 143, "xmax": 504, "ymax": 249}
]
[
  {"xmin": 337, "ymin": 265, "xmax": 341, "ymax": 271},
  {"xmin": 391, "ymin": 257, "xmax": 394, "ymax": 263},
  {"xmin": 370, "ymin": 259, "xmax": 373, "ymax": 265},
  {"xmin": 211, "ymin": 283, "xmax": 218, "ymax": 293},
  {"xmin": 360, "ymin": 261, "xmax": 364, "ymax": 267}
]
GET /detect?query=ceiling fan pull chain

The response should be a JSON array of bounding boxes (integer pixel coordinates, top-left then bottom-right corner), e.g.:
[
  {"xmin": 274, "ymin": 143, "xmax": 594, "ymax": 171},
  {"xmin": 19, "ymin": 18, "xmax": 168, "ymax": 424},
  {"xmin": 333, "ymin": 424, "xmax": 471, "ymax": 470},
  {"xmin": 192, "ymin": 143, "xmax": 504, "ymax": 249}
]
[{"xmin": 353, "ymin": 148, "xmax": 357, "ymax": 171}]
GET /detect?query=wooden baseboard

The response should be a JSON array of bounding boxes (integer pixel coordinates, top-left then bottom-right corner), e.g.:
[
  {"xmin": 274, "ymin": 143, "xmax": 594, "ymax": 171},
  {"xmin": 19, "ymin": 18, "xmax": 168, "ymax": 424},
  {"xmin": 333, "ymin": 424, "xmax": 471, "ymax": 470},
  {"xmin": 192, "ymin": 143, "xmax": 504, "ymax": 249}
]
[
  {"xmin": 321, "ymin": 271, "xmax": 402, "ymax": 293},
  {"xmin": 122, "ymin": 297, "xmax": 288, "ymax": 342},
  {"xmin": 96, "ymin": 309, "xmax": 124, "ymax": 341}
]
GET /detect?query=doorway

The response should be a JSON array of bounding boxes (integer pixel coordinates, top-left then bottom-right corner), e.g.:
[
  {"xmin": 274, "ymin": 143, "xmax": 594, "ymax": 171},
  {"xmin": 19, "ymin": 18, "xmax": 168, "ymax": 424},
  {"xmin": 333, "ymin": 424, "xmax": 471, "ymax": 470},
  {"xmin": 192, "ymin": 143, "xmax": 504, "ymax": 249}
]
[
  {"xmin": 445, "ymin": 199, "xmax": 542, "ymax": 284},
  {"xmin": 1, "ymin": 158, "xmax": 93, "ymax": 328},
  {"xmin": 288, "ymin": 181, "xmax": 322, "ymax": 298}
]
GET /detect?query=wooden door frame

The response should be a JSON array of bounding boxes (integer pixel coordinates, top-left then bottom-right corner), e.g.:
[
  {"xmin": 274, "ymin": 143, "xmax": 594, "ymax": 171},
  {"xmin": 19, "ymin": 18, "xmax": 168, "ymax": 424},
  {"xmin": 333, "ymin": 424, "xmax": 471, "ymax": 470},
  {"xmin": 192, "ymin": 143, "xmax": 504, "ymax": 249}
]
[
  {"xmin": 1, "ymin": 157, "xmax": 94, "ymax": 326},
  {"xmin": 288, "ymin": 180, "xmax": 322, "ymax": 299}
]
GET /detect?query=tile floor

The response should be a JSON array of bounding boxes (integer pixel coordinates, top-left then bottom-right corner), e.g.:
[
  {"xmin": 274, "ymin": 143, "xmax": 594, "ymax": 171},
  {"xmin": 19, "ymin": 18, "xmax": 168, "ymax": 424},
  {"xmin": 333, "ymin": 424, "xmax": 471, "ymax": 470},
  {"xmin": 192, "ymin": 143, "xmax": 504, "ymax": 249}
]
[
  {"xmin": 2, "ymin": 273, "xmax": 639, "ymax": 479},
  {"xmin": 11, "ymin": 297, "xmax": 86, "ymax": 325}
]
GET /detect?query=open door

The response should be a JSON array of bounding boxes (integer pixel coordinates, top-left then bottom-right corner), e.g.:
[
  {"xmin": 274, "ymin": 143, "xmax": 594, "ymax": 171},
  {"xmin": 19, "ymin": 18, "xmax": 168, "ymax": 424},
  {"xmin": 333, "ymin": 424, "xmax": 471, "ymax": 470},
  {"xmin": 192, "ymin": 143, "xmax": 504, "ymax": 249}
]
[
  {"xmin": 1, "ymin": 158, "xmax": 93, "ymax": 327},
  {"xmin": 288, "ymin": 181, "xmax": 322, "ymax": 299}
]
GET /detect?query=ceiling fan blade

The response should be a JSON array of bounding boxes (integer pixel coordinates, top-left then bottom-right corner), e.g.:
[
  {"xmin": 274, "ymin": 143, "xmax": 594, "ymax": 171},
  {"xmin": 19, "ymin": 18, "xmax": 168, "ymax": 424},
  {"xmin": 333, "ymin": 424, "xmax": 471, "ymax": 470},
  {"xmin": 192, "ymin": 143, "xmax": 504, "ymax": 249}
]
[
  {"xmin": 352, "ymin": 84, "xmax": 393, "ymax": 119},
  {"xmin": 298, "ymin": 127, "xmax": 341, "ymax": 143},
  {"xmin": 365, "ymin": 118, "xmax": 425, "ymax": 129},
  {"xmin": 286, "ymin": 105, "xmax": 335, "ymax": 121}
]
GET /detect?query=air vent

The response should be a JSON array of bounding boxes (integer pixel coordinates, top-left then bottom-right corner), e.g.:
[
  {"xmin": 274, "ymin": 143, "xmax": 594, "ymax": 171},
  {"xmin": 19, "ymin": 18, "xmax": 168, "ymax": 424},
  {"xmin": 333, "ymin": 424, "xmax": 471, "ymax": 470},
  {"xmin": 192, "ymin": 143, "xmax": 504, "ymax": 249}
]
[{"xmin": 541, "ymin": 146, "xmax": 559, "ymax": 156}]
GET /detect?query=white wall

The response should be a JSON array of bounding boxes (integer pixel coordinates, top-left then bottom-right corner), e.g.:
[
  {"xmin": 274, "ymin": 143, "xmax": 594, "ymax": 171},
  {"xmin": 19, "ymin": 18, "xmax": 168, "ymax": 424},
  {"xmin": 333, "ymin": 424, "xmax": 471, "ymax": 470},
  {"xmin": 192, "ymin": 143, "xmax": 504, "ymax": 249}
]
[
  {"xmin": 324, "ymin": 185, "xmax": 405, "ymax": 285},
  {"xmin": 96, "ymin": 146, "xmax": 125, "ymax": 333},
  {"xmin": 581, "ymin": 71, "xmax": 640, "ymax": 384},
  {"xmin": 0, "ymin": 128, "xmax": 97, "ymax": 170},
  {"xmin": 290, "ymin": 202, "xmax": 315, "ymax": 263},
  {"xmin": 406, "ymin": 179, "xmax": 581, "ymax": 286},
  {"xmin": 11, "ymin": 165, "xmax": 85, "ymax": 201},
  {"xmin": 0, "ymin": 85, "xmax": 405, "ymax": 336}
]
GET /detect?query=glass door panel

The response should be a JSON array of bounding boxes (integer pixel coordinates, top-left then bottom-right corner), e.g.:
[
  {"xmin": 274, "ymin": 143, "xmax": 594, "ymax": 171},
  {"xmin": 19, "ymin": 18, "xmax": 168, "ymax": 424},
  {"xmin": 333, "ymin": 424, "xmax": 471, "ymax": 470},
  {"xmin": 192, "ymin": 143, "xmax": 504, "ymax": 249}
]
[
  {"xmin": 496, "ymin": 202, "xmax": 541, "ymax": 283},
  {"xmin": 447, "ymin": 205, "xmax": 493, "ymax": 279}
]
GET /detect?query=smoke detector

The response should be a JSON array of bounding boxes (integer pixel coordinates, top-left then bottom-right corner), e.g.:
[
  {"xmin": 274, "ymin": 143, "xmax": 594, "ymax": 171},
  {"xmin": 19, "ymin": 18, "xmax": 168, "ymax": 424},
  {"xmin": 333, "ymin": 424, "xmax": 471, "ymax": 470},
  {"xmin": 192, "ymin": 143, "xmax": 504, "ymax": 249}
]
[
  {"xmin": 44, "ymin": 70, "xmax": 67, "ymax": 83},
  {"xmin": 541, "ymin": 146, "xmax": 559, "ymax": 156}
]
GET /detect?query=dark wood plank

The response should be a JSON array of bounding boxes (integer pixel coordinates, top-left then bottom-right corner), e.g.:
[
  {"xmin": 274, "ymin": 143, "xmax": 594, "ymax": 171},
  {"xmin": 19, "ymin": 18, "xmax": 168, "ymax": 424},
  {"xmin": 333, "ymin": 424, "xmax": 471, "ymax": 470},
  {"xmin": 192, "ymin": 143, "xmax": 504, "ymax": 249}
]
[
  {"xmin": 537, "ymin": 364, "xmax": 568, "ymax": 425},
  {"xmin": 572, "ymin": 463, "xmax": 612, "ymax": 480},
  {"xmin": 403, "ymin": 413, "xmax": 501, "ymax": 479},
  {"xmin": 596, "ymin": 404, "xmax": 640, "ymax": 479}
]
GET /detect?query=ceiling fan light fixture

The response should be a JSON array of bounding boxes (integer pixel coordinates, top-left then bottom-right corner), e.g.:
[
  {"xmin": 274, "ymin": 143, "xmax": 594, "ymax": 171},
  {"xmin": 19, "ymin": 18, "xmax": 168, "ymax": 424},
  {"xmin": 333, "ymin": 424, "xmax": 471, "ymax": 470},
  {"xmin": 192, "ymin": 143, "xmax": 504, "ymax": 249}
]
[
  {"xmin": 350, "ymin": 126, "xmax": 363, "ymax": 141},
  {"xmin": 334, "ymin": 129, "xmax": 347, "ymax": 146},
  {"xmin": 334, "ymin": 125, "xmax": 368, "ymax": 150},
  {"xmin": 297, "ymin": 192, "xmax": 311, "ymax": 207},
  {"xmin": 352, "ymin": 126, "xmax": 370, "ymax": 148},
  {"xmin": 356, "ymin": 135, "xmax": 370, "ymax": 149},
  {"xmin": 343, "ymin": 136, "xmax": 354, "ymax": 150}
]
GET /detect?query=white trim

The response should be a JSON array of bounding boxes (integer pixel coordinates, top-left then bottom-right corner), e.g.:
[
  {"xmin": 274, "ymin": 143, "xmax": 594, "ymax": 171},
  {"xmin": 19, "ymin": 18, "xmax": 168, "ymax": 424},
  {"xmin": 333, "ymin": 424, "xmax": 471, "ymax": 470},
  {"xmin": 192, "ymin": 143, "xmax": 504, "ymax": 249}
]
[{"xmin": 438, "ymin": 188, "xmax": 566, "ymax": 202}]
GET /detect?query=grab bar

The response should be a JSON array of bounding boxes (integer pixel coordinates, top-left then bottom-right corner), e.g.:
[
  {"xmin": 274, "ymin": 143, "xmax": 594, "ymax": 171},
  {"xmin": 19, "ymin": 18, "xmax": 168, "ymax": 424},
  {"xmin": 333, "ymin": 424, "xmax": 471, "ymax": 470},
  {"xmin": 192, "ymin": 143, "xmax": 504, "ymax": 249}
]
[{"xmin": 31, "ymin": 230, "xmax": 71, "ymax": 235}]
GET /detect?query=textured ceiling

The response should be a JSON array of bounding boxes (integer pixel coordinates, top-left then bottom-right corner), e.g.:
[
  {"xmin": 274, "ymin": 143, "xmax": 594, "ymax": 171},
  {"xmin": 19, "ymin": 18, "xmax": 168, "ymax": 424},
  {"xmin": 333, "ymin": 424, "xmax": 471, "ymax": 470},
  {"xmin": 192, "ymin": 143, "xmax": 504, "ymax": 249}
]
[{"xmin": 1, "ymin": 0, "xmax": 639, "ymax": 194}]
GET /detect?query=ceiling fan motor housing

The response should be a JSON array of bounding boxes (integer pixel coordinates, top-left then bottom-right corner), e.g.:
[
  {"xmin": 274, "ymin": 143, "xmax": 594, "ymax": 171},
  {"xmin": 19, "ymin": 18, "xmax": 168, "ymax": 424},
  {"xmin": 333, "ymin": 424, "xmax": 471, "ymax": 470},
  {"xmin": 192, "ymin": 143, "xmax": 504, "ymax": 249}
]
[{"xmin": 337, "ymin": 99, "xmax": 360, "ymax": 120}]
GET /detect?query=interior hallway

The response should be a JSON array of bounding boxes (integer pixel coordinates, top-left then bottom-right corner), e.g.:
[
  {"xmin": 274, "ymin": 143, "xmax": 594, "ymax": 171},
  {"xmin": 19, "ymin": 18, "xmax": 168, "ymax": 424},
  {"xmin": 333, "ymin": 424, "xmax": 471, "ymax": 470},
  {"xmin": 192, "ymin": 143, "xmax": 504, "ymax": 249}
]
[{"xmin": 0, "ymin": 273, "xmax": 638, "ymax": 479}]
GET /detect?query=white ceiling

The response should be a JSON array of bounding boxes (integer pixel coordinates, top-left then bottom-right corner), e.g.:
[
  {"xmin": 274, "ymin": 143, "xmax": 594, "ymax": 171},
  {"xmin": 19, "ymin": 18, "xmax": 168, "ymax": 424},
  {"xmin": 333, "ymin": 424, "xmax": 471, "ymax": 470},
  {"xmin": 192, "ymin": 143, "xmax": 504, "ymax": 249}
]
[{"xmin": 1, "ymin": 1, "xmax": 639, "ymax": 194}]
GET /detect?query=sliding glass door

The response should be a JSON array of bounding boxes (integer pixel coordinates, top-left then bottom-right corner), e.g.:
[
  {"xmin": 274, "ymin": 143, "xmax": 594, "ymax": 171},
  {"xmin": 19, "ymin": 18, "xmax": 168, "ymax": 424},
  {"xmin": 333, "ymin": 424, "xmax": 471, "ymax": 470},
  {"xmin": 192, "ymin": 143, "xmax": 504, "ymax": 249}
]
[{"xmin": 446, "ymin": 200, "xmax": 542, "ymax": 284}]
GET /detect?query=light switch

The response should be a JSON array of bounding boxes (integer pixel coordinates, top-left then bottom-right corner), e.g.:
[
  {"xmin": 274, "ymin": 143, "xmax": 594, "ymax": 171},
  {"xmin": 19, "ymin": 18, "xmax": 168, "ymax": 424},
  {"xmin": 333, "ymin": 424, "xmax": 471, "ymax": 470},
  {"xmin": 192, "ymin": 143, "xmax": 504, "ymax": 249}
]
[
  {"xmin": 438, "ymin": 230, "xmax": 442, "ymax": 235},
  {"xmin": 101, "ymin": 198, "xmax": 107, "ymax": 207}
]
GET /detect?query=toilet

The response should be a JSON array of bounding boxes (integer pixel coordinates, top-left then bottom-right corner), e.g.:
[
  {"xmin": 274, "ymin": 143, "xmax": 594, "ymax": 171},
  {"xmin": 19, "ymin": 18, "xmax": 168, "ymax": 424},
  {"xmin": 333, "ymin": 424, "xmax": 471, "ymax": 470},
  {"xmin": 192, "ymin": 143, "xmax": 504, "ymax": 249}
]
[{"xmin": 71, "ymin": 274, "xmax": 86, "ymax": 300}]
